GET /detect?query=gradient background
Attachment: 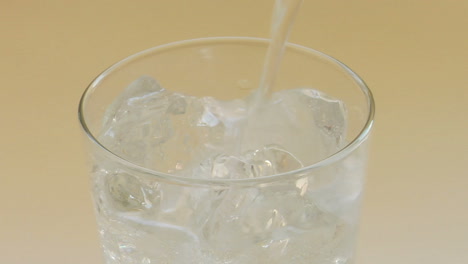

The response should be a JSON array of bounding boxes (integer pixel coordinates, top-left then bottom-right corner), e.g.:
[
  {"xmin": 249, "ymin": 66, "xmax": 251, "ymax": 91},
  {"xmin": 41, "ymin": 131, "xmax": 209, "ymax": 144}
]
[{"xmin": 1, "ymin": 1, "xmax": 467, "ymax": 263}]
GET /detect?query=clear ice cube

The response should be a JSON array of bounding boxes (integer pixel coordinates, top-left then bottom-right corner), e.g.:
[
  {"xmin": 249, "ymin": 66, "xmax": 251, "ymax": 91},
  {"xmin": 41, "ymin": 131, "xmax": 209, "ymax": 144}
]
[
  {"xmin": 105, "ymin": 171, "xmax": 158, "ymax": 212},
  {"xmin": 243, "ymin": 144, "xmax": 303, "ymax": 177}
]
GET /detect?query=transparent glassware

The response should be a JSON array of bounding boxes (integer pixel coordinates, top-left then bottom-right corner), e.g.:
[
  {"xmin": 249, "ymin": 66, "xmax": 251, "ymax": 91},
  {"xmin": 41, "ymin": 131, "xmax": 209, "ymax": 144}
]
[{"xmin": 79, "ymin": 37, "xmax": 374, "ymax": 264}]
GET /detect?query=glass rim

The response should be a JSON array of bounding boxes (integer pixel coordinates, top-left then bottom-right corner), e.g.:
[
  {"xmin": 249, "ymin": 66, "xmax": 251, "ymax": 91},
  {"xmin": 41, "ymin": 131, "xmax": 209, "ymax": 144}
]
[{"xmin": 78, "ymin": 36, "xmax": 375, "ymax": 187}]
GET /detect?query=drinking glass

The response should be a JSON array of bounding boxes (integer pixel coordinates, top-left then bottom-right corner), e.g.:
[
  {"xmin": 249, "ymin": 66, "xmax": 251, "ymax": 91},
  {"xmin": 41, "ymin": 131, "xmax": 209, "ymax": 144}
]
[{"xmin": 79, "ymin": 37, "xmax": 374, "ymax": 264}]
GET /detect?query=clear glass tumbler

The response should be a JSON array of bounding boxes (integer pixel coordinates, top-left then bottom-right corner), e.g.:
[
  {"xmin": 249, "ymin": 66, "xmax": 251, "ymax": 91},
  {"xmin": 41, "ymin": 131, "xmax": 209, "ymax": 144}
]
[{"xmin": 79, "ymin": 37, "xmax": 374, "ymax": 264}]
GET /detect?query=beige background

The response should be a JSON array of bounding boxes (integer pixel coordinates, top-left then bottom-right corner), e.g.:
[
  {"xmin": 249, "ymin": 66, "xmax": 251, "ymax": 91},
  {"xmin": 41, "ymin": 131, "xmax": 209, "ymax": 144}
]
[{"xmin": 1, "ymin": 0, "xmax": 467, "ymax": 263}]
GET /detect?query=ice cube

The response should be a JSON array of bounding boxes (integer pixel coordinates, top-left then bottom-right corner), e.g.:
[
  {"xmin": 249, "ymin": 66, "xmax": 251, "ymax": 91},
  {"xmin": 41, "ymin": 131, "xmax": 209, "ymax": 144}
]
[
  {"xmin": 98, "ymin": 76, "xmax": 174, "ymax": 165},
  {"xmin": 299, "ymin": 89, "xmax": 347, "ymax": 144},
  {"xmin": 105, "ymin": 171, "xmax": 158, "ymax": 212},
  {"xmin": 309, "ymin": 152, "xmax": 365, "ymax": 223},
  {"xmin": 201, "ymin": 182, "xmax": 334, "ymax": 261},
  {"xmin": 166, "ymin": 93, "xmax": 187, "ymax": 115},
  {"xmin": 198, "ymin": 107, "xmax": 220, "ymax": 127},
  {"xmin": 193, "ymin": 144, "xmax": 302, "ymax": 180},
  {"xmin": 201, "ymin": 188, "xmax": 260, "ymax": 254},
  {"xmin": 200, "ymin": 97, "xmax": 248, "ymax": 128},
  {"xmin": 102, "ymin": 76, "xmax": 166, "ymax": 126},
  {"xmin": 242, "ymin": 88, "xmax": 347, "ymax": 167},
  {"xmin": 210, "ymin": 154, "xmax": 248, "ymax": 179},
  {"xmin": 243, "ymin": 144, "xmax": 303, "ymax": 177}
]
